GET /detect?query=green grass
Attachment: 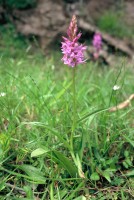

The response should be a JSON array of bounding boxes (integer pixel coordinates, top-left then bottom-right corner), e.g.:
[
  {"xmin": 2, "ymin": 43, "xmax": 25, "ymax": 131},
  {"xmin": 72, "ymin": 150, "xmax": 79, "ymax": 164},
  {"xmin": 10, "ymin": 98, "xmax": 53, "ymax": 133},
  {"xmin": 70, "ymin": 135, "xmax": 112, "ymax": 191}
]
[
  {"xmin": 0, "ymin": 25, "xmax": 134, "ymax": 199},
  {"xmin": 96, "ymin": 10, "xmax": 134, "ymax": 40}
]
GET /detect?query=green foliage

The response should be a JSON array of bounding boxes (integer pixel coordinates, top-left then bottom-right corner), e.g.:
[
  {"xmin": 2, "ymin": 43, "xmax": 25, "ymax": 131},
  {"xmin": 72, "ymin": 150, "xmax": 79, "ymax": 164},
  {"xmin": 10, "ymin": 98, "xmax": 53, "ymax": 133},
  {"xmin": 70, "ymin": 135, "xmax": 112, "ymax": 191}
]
[
  {"xmin": 96, "ymin": 11, "xmax": 134, "ymax": 39},
  {"xmin": 0, "ymin": 133, "xmax": 10, "ymax": 162},
  {"xmin": 0, "ymin": 0, "xmax": 37, "ymax": 9},
  {"xmin": 18, "ymin": 164, "xmax": 46, "ymax": 182},
  {"xmin": 0, "ymin": 26, "xmax": 134, "ymax": 199},
  {"xmin": 0, "ymin": 24, "xmax": 30, "ymax": 58}
]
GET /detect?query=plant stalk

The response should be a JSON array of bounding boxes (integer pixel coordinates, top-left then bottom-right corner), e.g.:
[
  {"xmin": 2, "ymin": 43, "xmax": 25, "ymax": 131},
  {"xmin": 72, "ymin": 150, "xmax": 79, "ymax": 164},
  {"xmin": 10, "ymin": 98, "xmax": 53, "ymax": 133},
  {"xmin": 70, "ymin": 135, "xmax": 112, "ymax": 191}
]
[{"xmin": 71, "ymin": 67, "xmax": 76, "ymax": 150}]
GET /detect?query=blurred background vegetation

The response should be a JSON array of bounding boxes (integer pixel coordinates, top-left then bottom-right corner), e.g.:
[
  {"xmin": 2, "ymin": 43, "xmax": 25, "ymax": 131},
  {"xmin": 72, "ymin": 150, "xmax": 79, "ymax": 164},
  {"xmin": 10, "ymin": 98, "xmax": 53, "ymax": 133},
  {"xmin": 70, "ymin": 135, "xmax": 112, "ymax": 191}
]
[
  {"xmin": 0, "ymin": 0, "xmax": 37, "ymax": 9},
  {"xmin": 0, "ymin": 0, "xmax": 134, "ymax": 40}
]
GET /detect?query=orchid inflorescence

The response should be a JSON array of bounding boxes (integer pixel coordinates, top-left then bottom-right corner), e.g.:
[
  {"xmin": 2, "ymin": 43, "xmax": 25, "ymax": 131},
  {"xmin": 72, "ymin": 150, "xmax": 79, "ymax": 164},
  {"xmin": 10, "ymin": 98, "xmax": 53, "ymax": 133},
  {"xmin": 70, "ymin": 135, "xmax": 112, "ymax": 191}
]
[
  {"xmin": 61, "ymin": 15, "xmax": 87, "ymax": 67},
  {"xmin": 92, "ymin": 32, "xmax": 102, "ymax": 59}
]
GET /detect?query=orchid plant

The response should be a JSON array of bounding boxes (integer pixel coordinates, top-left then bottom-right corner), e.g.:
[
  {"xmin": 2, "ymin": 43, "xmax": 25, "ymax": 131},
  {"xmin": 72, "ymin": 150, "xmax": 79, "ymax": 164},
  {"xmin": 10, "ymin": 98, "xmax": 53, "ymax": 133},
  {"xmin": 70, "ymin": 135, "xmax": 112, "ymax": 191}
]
[
  {"xmin": 61, "ymin": 15, "xmax": 87, "ymax": 152},
  {"xmin": 92, "ymin": 32, "xmax": 102, "ymax": 59}
]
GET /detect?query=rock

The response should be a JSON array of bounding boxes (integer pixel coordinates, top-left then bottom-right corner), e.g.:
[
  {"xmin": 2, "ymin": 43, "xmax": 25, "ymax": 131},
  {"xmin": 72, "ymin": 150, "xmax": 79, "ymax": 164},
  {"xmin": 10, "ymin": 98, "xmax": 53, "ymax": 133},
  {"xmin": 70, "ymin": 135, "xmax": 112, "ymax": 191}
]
[{"xmin": 13, "ymin": 0, "xmax": 67, "ymax": 50}]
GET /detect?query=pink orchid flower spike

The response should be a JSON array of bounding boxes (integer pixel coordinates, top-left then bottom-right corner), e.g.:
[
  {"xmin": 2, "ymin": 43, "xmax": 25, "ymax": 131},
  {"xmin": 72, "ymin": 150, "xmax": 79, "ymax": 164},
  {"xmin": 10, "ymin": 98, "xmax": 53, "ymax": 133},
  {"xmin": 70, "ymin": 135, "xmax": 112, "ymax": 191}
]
[{"xmin": 61, "ymin": 15, "xmax": 87, "ymax": 67}]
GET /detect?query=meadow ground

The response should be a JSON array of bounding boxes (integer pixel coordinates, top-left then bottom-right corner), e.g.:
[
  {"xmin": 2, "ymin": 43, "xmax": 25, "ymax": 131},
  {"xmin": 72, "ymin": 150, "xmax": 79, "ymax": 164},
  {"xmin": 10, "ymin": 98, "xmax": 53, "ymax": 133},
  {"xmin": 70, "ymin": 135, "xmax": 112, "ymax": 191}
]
[{"xmin": 0, "ymin": 26, "xmax": 134, "ymax": 200}]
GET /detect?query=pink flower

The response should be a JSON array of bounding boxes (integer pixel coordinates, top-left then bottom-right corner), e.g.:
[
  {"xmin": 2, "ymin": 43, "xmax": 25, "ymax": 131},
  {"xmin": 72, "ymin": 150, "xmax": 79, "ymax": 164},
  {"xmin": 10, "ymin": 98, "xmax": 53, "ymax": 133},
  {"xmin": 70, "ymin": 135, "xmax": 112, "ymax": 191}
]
[
  {"xmin": 92, "ymin": 32, "xmax": 102, "ymax": 60},
  {"xmin": 61, "ymin": 15, "xmax": 87, "ymax": 67},
  {"xmin": 92, "ymin": 32, "xmax": 102, "ymax": 52}
]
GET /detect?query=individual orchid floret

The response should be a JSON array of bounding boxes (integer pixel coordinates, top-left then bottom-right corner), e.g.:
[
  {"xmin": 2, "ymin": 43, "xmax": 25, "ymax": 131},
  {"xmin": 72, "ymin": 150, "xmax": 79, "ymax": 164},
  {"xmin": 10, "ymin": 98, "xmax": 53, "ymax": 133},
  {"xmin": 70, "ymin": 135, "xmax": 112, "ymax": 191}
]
[{"xmin": 61, "ymin": 15, "xmax": 87, "ymax": 67}]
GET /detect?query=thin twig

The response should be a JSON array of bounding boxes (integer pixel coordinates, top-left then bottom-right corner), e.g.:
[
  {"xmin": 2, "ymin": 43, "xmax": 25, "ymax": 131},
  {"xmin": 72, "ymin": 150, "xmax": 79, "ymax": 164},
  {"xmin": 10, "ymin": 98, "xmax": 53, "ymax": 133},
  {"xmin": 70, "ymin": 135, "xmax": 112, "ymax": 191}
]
[{"xmin": 6, "ymin": 183, "xmax": 26, "ymax": 195}]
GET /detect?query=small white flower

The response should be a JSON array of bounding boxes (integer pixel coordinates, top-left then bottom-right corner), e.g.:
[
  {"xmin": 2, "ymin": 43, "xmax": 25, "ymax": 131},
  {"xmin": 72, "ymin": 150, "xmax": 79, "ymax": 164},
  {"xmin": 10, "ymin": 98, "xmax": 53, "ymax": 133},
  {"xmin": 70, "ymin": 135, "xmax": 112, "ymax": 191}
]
[
  {"xmin": 51, "ymin": 65, "xmax": 55, "ymax": 70},
  {"xmin": 113, "ymin": 85, "xmax": 120, "ymax": 91},
  {"xmin": 0, "ymin": 92, "xmax": 6, "ymax": 97}
]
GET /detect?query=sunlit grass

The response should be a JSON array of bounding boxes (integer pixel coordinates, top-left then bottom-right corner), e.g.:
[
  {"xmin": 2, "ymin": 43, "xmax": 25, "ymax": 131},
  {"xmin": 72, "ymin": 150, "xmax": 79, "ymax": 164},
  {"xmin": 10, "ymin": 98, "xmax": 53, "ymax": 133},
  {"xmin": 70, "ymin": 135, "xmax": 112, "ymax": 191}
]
[{"xmin": 0, "ymin": 25, "xmax": 134, "ymax": 199}]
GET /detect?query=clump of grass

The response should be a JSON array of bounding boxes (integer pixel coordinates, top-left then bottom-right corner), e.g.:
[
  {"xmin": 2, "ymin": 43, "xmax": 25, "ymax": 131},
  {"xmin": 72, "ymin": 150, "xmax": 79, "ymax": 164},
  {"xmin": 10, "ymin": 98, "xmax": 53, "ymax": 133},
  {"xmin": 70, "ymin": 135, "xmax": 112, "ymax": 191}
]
[
  {"xmin": 96, "ymin": 11, "xmax": 134, "ymax": 39},
  {"xmin": 0, "ymin": 23, "xmax": 134, "ymax": 199},
  {"xmin": 0, "ymin": 24, "xmax": 31, "ymax": 58}
]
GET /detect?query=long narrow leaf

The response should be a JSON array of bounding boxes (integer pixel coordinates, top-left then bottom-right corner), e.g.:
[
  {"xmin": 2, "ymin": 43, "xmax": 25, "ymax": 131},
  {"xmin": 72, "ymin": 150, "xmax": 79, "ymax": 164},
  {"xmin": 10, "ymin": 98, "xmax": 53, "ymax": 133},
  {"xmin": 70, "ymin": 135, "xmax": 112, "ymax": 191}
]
[
  {"xmin": 21, "ymin": 122, "xmax": 71, "ymax": 150},
  {"xmin": 51, "ymin": 150, "xmax": 77, "ymax": 178},
  {"xmin": 77, "ymin": 107, "xmax": 110, "ymax": 123},
  {"xmin": 49, "ymin": 81, "xmax": 72, "ymax": 106},
  {"xmin": 123, "ymin": 135, "xmax": 134, "ymax": 147},
  {"xmin": 18, "ymin": 164, "xmax": 46, "ymax": 183}
]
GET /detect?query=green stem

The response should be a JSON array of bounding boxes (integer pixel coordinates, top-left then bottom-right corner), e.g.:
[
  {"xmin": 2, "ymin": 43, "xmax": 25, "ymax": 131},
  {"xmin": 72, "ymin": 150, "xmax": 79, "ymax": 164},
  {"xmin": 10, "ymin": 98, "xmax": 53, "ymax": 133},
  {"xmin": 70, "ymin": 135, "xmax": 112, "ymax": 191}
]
[{"xmin": 71, "ymin": 67, "xmax": 76, "ymax": 150}]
